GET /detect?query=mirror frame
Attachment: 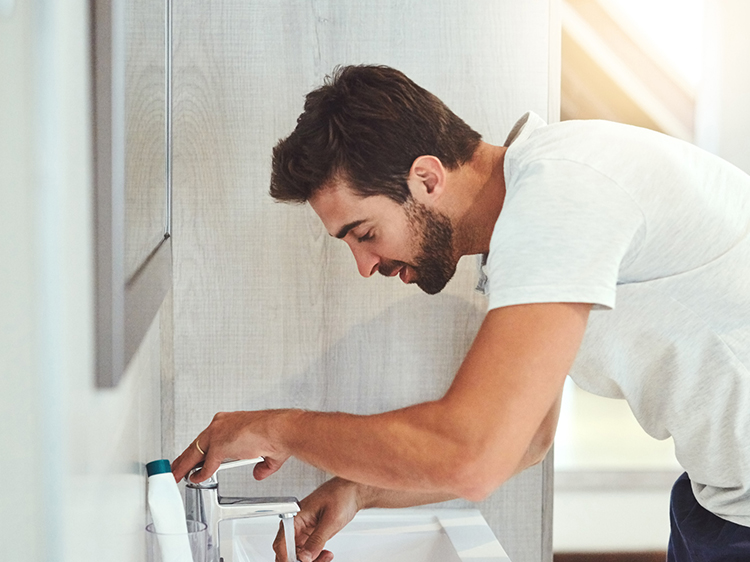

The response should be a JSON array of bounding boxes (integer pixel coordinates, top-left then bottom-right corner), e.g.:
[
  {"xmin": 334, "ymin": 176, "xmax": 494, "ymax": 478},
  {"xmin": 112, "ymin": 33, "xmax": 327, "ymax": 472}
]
[{"xmin": 91, "ymin": 0, "xmax": 173, "ymax": 387}]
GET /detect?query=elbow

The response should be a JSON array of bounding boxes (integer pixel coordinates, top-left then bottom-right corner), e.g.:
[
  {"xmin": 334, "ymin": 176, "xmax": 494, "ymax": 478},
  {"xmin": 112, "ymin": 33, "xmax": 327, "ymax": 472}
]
[
  {"xmin": 420, "ymin": 399, "xmax": 555, "ymax": 501},
  {"xmin": 450, "ymin": 460, "xmax": 512, "ymax": 502},
  {"xmin": 527, "ymin": 427, "xmax": 556, "ymax": 468},
  {"xmin": 460, "ymin": 481, "xmax": 501, "ymax": 503},
  {"xmin": 531, "ymin": 438, "xmax": 555, "ymax": 467},
  {"xmin": 437, "ymin": 435, "xmax": 555, "ymax": 502},
  {"xmin": 438, "ymin": 443, "xmax": 519, "ymax": 502}
]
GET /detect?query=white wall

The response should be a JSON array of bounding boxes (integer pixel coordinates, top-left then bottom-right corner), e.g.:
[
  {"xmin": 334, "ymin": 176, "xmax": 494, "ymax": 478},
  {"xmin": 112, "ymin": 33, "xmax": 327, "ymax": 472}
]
[
  {"xmin": 695, "ymin": 0, "xmax": 750, "ymax": 174},
  {"xmin": 1, "ymin": 2, "xmax": 44, "ymax": 559},
  {"xmin": 0, "ymin": 2, "xmax": 164, "ymax": 561}
]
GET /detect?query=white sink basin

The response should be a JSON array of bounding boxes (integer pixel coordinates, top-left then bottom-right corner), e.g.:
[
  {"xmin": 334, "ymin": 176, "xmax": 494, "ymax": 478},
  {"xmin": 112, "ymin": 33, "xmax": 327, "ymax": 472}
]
[{"xmin": 224, "ymin": 508, "xmax": 511, "ymax": 562}]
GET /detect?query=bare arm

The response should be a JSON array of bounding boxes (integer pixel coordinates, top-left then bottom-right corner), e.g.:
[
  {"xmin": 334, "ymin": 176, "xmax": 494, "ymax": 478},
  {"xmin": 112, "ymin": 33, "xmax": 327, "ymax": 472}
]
[
  {"xmin": 362, "ymin": 388, "xmax": 562, "ymax": 507},
  {"xmin": 173, "ymin": 302, "xmax": 588, "ymax": 501},
  {"xmin": 276, "ymin": 403, "xmax": 562, "ymax": 562}
]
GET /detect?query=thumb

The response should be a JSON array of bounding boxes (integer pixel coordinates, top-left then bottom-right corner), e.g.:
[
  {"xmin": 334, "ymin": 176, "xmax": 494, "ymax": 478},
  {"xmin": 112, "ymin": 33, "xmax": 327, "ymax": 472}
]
[
  {"xmin": 253, "ymin": 456, "xmax": 288, "ymax": 480},
  {"xmin": 298, "ymin": 511, "xmax": 343, "ymax": 562}
]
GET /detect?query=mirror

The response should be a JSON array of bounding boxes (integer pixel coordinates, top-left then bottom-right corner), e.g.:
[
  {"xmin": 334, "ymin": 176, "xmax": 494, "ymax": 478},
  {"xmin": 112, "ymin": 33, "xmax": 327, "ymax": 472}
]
[{"xmin": 92, "ymin": 0, "xmax": 173, "ymax": 387}]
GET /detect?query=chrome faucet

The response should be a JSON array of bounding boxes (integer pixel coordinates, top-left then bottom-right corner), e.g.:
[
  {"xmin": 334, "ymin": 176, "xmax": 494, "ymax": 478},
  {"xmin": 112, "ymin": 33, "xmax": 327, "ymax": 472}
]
[{"xmin": 184, "ymin": 458, "xmax": 300, "ymax": 562}]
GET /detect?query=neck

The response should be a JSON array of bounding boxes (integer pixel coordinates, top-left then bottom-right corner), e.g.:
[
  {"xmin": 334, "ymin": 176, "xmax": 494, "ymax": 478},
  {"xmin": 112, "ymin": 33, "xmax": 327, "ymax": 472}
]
[{"xmin": 448, "ymin": 142, "xmax": 507, "ymax": 257}]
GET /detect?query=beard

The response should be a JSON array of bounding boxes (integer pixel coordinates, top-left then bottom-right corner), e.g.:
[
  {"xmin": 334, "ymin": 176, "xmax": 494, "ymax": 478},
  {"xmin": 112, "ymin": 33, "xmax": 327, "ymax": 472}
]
[{"xmin": 379, "ymin": 200, "xmax": 457, "ymax": 295}]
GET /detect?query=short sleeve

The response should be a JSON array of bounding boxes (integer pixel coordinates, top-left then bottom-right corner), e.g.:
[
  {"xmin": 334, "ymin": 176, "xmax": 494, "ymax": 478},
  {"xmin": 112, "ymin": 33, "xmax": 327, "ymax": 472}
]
[{"xmin": 486, "ymin": 158, "xmax": 645, "ymax": 311}]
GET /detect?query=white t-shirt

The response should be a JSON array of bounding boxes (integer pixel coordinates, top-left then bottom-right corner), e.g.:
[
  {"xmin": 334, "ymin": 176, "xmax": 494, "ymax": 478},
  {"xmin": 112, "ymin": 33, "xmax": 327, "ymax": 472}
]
[{"xmin": 485, "ymin": 112, "xmax": 750, "ymax": 526}]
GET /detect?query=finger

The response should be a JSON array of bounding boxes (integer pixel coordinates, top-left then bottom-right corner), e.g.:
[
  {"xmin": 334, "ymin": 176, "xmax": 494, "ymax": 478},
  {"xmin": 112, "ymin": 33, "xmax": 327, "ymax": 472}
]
[
  {"xmin": 171, "ymin": 437, "xmax": 206, "ymax": 482},
  {"xmin": 273, "ymin": 519, "xmax": 309, "ymax": 562},
  {"xmin": 253, "ymin": 456, "xmax": 287, "ymax": 480},
  {"xmin": 299, "ymin": 547, "xmax": 334, "ymax": 562},
  {"xmin": 273, "ymin": 532, "xmax": 290, "ymax": 561},
  {"xmin": 313, "ymin": 550, "xmax": 334, "ymax": 562},
  {"xmin": 190, "ymin": 450, "xmax": 222, "ymax": 483},
  {"xmin": 298, "ymin": 511, "xmax": 344, "ymax": 562},
  {"xmin": 272, "ymin": 520, "xmax": 288, "ymax": 561}
]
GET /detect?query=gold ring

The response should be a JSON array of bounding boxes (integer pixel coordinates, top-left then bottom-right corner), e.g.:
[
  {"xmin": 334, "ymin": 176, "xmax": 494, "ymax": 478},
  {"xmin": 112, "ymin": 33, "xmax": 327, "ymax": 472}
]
[{"xmin": 195, "ymin": 439, "xmax": 205, "ymax": 455}]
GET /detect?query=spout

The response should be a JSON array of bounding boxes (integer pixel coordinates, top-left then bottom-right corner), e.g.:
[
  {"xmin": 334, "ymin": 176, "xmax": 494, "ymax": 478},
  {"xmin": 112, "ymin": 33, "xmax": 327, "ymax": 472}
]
[{"xmin": 219, "ymin": 496, "xmax": 300, "ymax": 519}]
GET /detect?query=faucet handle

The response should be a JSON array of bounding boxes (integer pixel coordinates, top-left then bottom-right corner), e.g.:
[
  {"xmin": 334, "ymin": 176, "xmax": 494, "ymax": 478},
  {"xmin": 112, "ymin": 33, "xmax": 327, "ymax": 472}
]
[
  {"xmin": 186, "ymin": 457, "xmax": 265, "ymax": 488},
  {"xmin": 215, "ymin": 457, "xmax": 265, "ymax": 474}
]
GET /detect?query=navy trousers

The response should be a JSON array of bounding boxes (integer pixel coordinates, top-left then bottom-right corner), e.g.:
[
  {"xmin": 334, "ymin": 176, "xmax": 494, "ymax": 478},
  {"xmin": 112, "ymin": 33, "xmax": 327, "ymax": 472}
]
[{"xmin": 668, "ymin": 472, "xmax": 750, "ymax": 561}]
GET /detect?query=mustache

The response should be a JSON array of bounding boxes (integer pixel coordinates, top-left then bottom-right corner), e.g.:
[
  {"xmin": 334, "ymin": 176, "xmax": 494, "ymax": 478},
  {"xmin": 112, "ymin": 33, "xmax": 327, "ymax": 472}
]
[{"xmin": 378, "ymin": 260, "xmax": 408, "ymax": 277}]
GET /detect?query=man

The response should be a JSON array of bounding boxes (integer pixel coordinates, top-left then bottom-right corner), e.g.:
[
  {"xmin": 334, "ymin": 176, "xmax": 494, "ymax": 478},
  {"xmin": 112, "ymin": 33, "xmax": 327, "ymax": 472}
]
[{"xmin": 172, "ymin": 65, "xmax": 750, "ymax": 562}]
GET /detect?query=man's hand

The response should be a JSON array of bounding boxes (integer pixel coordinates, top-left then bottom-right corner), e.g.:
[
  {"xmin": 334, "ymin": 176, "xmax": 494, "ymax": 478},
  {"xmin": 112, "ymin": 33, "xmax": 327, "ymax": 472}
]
[
  {"xmin": 171, "ymin": 409, "xmax": 298, "ymax": 483},
  {"xmin": 273, "ymin": 478, "xmax": 363, "ymax": 562},
  {"xmin": 272, "ymin": 477, "xmax": 459, "ymax": 562}
]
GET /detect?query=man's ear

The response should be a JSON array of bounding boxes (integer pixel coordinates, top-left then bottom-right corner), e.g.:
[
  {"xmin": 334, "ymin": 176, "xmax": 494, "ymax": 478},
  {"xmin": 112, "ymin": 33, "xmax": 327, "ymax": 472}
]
[{"xmin": 407, "ymin": 155, "xmax": 446, "ymax": 202}]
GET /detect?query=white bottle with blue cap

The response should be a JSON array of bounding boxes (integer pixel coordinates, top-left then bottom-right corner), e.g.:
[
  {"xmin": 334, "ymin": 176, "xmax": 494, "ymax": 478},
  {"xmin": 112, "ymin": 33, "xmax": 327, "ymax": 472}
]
[{"xmin": 147, "ymin": 459, "xmax": 194, "ymax": 562}]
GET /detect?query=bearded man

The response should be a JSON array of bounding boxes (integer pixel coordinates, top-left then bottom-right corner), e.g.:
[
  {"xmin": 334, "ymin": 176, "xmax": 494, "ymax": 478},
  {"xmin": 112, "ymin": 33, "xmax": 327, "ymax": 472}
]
[{"xmin": 173, "ymin": 65, "xmax": 750, "ymax": 562}]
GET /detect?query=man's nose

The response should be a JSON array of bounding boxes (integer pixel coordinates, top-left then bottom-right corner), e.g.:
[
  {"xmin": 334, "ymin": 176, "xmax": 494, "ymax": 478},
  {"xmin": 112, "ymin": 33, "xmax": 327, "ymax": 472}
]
[{"xmin": 350, "ymin": 245, "xmax": 380, "ymax": 277}]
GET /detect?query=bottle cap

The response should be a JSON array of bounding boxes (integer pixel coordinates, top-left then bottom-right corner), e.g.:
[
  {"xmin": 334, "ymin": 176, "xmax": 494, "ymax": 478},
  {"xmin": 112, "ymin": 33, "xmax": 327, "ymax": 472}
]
[{"xmin": 146, "ymin": 459, "xmax": 172, "ymax": 476}]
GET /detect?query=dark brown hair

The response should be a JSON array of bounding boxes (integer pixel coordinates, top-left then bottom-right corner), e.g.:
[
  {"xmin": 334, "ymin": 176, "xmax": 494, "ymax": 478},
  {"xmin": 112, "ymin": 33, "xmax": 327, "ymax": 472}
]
[{"xmin": 270, "ymin": 65, "xmax": 482, "ymax": 204}]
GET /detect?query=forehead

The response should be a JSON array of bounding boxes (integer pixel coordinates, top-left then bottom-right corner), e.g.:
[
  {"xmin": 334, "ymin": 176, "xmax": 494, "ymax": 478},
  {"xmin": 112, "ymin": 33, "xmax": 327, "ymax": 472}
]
[{"xmin": 309, "ymin": 182, "xmax": 402, "ymax": 237}]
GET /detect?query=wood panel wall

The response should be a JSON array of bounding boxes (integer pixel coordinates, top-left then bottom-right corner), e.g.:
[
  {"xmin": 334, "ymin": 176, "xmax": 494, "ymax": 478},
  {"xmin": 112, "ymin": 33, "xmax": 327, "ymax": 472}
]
[
  {"xmin": 125, "ymin": 0, "xmax": 168, "ymax": 281},
  {"xmin": 170, "ymin": 2, "xmax": 557, "ymax": 560}
]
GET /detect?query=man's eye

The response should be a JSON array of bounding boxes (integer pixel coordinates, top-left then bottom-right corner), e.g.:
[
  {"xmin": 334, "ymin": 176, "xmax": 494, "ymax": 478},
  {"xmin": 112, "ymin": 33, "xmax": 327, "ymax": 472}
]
[{"xmin": 357, "ymin": 232, "xmax": 374, "ymax": 243}]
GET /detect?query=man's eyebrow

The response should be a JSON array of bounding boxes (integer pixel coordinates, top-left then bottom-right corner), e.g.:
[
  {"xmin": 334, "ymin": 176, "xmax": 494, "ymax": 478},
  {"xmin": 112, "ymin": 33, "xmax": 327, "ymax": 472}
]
[{"xmin": 334, "ymin": 220, "xmax": 365, "ymax": 239}]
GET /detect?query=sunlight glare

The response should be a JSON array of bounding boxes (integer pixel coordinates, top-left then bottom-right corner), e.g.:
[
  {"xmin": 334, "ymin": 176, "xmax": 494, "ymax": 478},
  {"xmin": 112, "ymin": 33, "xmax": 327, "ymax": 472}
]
[{"xmin": 607, "ymin": 0, "xmax": 705, "ymax": 89}]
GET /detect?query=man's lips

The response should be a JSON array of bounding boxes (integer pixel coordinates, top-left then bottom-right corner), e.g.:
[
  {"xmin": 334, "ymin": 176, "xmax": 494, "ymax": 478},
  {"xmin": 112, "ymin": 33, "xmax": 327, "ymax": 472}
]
[
  {"xmin": 399, "ymin": 266, "xmax": 411, "ymax": 284},
  {"xmin": 379, "ymin": 263, "xmax": 413, "ymax": 284}
]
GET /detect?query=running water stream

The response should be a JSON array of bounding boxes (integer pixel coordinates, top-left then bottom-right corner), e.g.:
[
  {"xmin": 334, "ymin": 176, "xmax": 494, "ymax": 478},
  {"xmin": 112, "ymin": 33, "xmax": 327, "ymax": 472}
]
[{"xmin": 282, "ymin": 515, "xmax": 298, "ymax": 562}]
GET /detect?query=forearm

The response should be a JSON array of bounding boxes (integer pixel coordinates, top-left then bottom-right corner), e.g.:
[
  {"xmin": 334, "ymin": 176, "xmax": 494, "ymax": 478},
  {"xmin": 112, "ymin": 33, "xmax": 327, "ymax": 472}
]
[
  {"xmin": 355, "ymin": 480, "xmax": 457, "ymax": 509},
  {"xmin": 277, "ymin": 389, "xmax": 560, "ymax": 497},
  {"xmin": 276, "ymin": 400, "xmax": 488, "ymax": 497}
]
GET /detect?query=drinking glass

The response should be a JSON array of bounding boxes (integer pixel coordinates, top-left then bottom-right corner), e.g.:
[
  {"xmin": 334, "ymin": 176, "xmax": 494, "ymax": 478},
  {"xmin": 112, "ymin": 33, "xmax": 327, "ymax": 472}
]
[{"xmin": 146, "ymin": 519, "xmax": 208, "ymax": 562}]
